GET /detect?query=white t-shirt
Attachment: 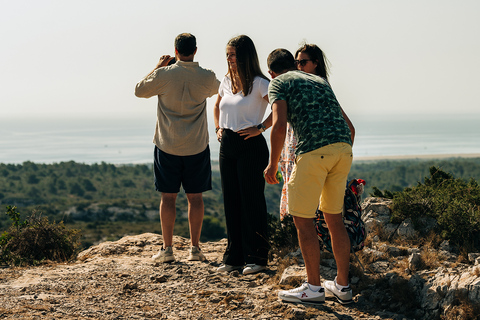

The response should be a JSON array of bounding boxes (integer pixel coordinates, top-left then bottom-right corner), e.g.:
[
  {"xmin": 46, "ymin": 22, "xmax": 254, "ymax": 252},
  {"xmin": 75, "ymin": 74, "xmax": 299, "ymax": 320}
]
[{"xmin": 218, "ymin": 75, "xmax": 270, "ymax": 132}]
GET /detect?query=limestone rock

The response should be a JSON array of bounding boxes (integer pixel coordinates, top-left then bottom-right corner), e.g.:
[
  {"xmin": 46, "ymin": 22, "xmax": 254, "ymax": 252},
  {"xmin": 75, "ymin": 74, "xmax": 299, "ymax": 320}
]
[
  {"xmin": 279, "ymin": 265, "xmax": 305, "ymax": 285},
  {"xmin": 408, "ymin": 252, "xmax": 422, "ymax": 270}
]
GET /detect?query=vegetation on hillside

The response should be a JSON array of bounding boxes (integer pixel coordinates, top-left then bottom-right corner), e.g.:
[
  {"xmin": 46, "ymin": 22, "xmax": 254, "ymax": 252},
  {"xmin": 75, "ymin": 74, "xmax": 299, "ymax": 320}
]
[
  {"xmin": 1, "ymin": 158, "xmax": 479, "ymax": 251},
  {"xmin": 0, "ymin": 161, "xmax": 282, "ymax": 248},
  {"xmin": 348, "ymin": 157, "xmax": 480, "ymax": 196},
  {"xmin": 390, "ymin": 166, "xmax": 480, "ymax": 252}
]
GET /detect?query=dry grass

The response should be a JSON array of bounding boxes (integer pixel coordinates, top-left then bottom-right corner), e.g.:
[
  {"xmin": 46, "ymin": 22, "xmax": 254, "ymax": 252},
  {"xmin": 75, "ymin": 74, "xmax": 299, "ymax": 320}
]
[
  {"xmin": 420, "ymin": 248, "xmax": 442, "ymax": 270},
  {"xmin": 472, "ymin": 267, "xmax": 480, "ymax": 277},
  {"xmin": 423, "ymin": 231, "xmax": 443, "ymax": 249},
  {"xmin": 268, "ymin": 256, "xmax": 296, "ymax": 285},
  {"xmin": 389, "ymin": 257, "xmax": 410, "ymax": 277},
  {"xmin": 443, "ymin": 293, "xmax": 480, "ymax": 320},
  {"xmin": 365, "ymin": 221, "xmax": 391, "ymax": 243}
]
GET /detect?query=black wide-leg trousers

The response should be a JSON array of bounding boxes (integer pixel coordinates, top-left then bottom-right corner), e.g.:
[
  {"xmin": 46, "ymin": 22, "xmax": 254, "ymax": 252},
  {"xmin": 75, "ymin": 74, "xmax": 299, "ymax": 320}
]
[{"xmin": 219, "ymin": 129, "xmax": 269, "ymax": 266}]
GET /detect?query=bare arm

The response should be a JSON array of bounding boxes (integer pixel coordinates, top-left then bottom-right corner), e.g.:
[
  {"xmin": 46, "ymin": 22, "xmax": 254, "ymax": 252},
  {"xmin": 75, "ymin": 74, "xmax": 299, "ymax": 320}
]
[
  {"xmin": 214, "ymin": 95, "xmax": 223, "ymax": 142},
  {"xmin": 237, "ymin": 95, "xmax": 272, "ymax": 140},
  {"xmin": 264, "ymin": 100, "xmax": 287, "ymax": 184}
]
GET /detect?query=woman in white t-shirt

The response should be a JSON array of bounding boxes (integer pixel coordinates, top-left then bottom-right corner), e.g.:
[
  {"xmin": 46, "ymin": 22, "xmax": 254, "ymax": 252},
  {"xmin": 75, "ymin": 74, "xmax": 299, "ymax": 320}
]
[{"xmin": 213, "ymin": 35, "xmax": 271, "ymax": 275}]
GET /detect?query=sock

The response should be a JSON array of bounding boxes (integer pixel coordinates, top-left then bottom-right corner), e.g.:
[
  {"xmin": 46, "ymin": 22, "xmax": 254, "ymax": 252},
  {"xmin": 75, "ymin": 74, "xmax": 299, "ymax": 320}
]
[
  {"xmin": 334, "ymin": 277, "xmax": 350, "ymax": 289},
  {"xmin": 308, "ymin": 283, "xmax": 322, "ymax": 292}
]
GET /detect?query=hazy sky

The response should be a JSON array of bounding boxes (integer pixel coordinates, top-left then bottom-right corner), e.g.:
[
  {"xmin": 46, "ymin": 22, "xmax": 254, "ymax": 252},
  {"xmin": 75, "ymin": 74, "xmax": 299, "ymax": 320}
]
[{"xmin": 1, "ymin": 0, "xmax": 479, "ymax": 121}]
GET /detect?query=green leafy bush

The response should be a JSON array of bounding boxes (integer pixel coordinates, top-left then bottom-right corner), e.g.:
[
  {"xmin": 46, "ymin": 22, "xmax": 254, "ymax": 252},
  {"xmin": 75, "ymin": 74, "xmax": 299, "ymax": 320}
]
[
  {"xmin": 391, "ymin": 166, "xmax": 480, "ymax": 251},
  {"xmin": 0, "ymin": 206, "xmax": 82, "ymax": 266}
]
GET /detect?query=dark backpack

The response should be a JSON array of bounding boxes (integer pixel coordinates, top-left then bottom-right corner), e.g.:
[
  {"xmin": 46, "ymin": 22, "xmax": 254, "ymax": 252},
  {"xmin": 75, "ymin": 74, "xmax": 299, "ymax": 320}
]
[{"xmin": 315, "ymin": 179, "xmax": 366, "ymax": 253}]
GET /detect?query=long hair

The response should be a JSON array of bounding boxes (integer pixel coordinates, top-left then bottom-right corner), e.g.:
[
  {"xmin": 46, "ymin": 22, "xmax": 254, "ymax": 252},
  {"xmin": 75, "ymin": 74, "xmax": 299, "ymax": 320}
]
[
  {"xmin": 227, "ymin": 35, "xmax": 268, "ymax": 96},
  {"xmin": 295, "ymin": 43, "xmax": 330, "ymax": 82}
]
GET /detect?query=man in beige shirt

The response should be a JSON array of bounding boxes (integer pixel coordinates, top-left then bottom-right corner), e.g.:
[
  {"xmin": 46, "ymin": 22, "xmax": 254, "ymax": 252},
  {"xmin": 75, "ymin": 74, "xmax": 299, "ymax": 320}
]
[{"xmin": 135, "ymin": 33, "xmax": 220, "ymax": 263}]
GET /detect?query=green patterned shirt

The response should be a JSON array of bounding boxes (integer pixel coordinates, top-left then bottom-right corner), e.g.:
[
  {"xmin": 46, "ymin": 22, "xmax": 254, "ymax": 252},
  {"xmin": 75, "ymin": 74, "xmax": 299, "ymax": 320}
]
[{"xmin": 268, "ymin": 70, "xmax": 352, "ymax": 155}]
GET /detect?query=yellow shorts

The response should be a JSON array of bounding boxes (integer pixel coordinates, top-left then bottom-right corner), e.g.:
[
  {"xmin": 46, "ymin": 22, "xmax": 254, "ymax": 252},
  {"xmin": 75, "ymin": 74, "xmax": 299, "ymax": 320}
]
[{"xmin": 287, "ymin": 142, "xmax": 352, "ymax": 218}]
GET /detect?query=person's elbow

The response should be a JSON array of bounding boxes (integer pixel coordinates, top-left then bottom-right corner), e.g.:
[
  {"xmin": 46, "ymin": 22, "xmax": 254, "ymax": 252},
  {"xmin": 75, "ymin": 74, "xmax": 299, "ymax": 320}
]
[
  {"xmin": 272, "ymin": 121, "xmax": 287, "ymax": 137},
  {"xmin": 134, "ymin": 82, "xmax": 151, "ymax": 98}
]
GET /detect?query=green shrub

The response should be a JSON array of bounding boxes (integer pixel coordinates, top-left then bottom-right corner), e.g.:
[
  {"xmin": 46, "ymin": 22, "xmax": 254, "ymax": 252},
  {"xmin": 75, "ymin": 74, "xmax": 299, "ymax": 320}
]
[
  {"xmin": 391, "ymin": 166, "xmax": 480, "ymax": 251},
  {"xmin": 0, "ymin": 206, "xmax": 82, "ymax": 266},
  {"xmin": 370, "ymin": 186, "xmax": 394, "ymax": 199}
]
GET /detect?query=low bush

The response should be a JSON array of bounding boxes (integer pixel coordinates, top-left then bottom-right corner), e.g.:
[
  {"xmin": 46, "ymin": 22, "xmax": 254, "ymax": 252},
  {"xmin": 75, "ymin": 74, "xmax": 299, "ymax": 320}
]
[
  {"xmin": 0, "ymin": 206, "xmax": 82, "ymax": 266},
  {"xmin": 391, "ymin": 166, "xmax": 480, "ymax": 252}
]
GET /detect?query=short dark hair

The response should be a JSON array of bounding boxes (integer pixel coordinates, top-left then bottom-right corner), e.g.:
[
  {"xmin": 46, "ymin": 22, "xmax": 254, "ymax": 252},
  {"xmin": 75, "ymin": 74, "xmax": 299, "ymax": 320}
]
[
  {"xmin": 174, "ymin": 33, "xmax": 196, "ymax": 56},
  {"xmin": 267, "ymin": 49, "xmax": 295, "ymax": 74}
]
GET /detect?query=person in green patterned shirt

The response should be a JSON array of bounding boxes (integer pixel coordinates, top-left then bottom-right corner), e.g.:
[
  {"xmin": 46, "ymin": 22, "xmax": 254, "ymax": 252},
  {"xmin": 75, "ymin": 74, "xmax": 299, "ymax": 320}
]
[{"xmin": 264, "ymin": 48, "xmax": 355, "ymax": 305}]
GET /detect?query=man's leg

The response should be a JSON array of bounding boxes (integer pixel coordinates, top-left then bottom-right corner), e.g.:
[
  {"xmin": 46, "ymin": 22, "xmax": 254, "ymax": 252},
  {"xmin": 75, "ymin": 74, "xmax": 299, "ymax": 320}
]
[
  {"xmin": 186, "ymin": 193, "xmax": 204, "ymax": 247},
  {"xmin": 323, "ymin": 212, "xmax": 350, "ymax": 286},
  {"xmin": 160, "ymin": 192, "xmax": 177, "ymax": 248},
  {"xmin": 293, "ymin": 216, "xmax": 321, "ymax": 286}
]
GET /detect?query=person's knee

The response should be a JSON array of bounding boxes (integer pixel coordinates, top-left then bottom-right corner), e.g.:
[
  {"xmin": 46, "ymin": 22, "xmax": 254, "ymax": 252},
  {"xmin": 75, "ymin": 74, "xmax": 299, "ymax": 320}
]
[
  {"xmin": 324, "ymin": 212, "xmax": 348, "ymax": 236},
  {"xmin": 161, "ymin": 193, "xmax": 177, "ymax": 205},
  {"xmin": 293, "ymin": 216, "xmax": 315, "ymax": 231},
  {"xmin": 186, "ymin": 193, "xmax": 203, "ymax": 207}
]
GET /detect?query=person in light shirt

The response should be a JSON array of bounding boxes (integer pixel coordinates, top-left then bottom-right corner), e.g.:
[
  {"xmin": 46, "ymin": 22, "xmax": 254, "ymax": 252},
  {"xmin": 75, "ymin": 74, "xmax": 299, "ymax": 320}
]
[
  {"xmin": 135, "ymin": 33, "xmax": 220, "ymax": 264},
  {"xmin": 213, "ymin": 35, "xmax": 272, "ymax": 275}
]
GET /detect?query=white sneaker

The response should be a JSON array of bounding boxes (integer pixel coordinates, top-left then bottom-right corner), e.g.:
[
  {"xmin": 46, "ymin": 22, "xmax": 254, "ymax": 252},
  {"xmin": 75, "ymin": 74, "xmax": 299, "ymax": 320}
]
[
  {"xmin": 324, "ymin": 279, "xmax": 353, "ymax": 305},
  {"xmin": 242, "ymin": 264, "xmax": 266, "ymax": 275},
  {"xmin": 216, "ymin": 264, "xmax": 243, "ymax": 272},
  {"xmin": 278, "ymin": 282, "xmax": 325, "ymax": 304},
  {"xmin": 152, "ymin": 246, "xmax": 175, "ymax": 263},
  {"xmin": 187, "ymin": 246, "xmax": 206, "ymax": 261}
]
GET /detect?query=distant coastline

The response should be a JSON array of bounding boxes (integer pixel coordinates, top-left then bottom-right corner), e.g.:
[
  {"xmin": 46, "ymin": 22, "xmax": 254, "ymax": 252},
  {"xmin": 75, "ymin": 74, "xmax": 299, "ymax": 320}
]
[
  {"xmin": 353, "ymin": 153, "xmax": 480, "ymax": 162},
  {"xmin": 208, "ymin": 153, "xmax": 480, "ymax": 171}
]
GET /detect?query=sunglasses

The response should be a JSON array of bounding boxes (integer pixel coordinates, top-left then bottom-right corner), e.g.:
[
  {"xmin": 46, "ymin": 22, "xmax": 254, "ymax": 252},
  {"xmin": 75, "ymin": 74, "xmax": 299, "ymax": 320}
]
[{"xmin": 294, "ymin": 59, "xmax": 311, "ymax": 67}]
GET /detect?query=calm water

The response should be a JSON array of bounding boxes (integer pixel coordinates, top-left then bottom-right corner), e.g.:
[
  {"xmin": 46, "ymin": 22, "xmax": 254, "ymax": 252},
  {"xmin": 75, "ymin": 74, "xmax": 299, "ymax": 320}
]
[{"xmin": 1, "ymin": 114, "xmax": 478, "ymax": 164}]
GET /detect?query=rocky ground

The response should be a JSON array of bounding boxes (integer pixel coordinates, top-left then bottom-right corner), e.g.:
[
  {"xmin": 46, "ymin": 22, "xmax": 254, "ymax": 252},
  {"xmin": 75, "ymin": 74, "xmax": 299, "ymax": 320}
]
[
  {"xmin": 2, "ymin": 197, "xmax": 480, "ymax": 319},
  {"xmin": 0, "ymin": 233, "xmax": 405, "ymax": 320}
]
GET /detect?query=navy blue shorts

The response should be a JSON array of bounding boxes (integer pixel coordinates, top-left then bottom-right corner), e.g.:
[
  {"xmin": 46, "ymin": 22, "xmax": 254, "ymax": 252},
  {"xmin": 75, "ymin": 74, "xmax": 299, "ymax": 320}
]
[{"xmin": 153, "ymin": 146, "xmax": 212, "ymax": 193}]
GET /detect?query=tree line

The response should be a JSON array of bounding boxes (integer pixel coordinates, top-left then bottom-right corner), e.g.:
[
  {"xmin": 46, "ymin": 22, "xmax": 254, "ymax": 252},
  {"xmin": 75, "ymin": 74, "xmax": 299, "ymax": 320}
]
[{"xmin": 1, "ymin": 157, "xmax": 479, "ymax": 249}]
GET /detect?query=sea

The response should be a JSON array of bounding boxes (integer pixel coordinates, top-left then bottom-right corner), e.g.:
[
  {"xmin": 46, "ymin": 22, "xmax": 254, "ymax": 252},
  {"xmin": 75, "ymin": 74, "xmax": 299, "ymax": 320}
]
[{"xmin": 1, "ymin": 113, "xmax": 479, "ymax": 165}]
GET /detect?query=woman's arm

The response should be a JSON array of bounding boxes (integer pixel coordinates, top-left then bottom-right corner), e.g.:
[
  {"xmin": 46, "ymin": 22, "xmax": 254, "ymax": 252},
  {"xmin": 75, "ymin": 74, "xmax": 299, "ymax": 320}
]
[
  {"xmin": 238, "ymin": 95, "xmax": 272, "ymax": 140},
  {"xmin": 214, "ymin": 95, "xmax": 223, "ymax": 142}
]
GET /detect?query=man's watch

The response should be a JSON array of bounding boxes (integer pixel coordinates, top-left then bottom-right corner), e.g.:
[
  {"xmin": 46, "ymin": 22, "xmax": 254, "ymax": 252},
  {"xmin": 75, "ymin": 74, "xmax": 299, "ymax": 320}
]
[{"xmin": 257, "ymin": 123, "xmax": 266, "ymax": 132}]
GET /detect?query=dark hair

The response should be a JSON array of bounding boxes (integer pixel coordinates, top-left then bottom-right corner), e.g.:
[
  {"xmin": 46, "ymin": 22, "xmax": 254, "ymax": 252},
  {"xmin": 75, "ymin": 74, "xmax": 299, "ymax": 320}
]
[
  {"xmin": 174, "ymin": 33, "xmax": 196, "ymax": 56},
  {"xmin": 295, "ymin": 43, "xmax": 330, "ymax": 81},
  {"xmin": 227, "ymin": 35, "xmax": 267, "ymax": 96},
  {"xmin": 267, "ymin": 49, "xmax": 295, "ymax": 74}
]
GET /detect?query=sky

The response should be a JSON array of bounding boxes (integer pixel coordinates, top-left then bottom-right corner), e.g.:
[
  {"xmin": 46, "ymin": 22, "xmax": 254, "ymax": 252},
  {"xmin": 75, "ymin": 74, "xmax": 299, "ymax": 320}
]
[{"xmin": 1, "ymin": 0, "xmax": 480, "ymax": 123}]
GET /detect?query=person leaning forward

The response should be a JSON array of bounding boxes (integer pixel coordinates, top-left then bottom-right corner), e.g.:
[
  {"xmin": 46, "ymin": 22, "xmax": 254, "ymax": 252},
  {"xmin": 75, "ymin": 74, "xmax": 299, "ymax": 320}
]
[
  {"xmin": 135, "ymin": 33, "xmax": 220, "ymax": 263},
  {"xmin": 264, "ymin": 48, "xmax": 355, "ymax": 305}
]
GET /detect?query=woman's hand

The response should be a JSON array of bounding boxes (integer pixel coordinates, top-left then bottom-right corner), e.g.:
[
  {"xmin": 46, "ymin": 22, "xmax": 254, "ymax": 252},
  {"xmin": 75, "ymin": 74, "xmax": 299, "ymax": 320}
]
[
  {"xmin": 237, "ymin": 126, "xmax": 261, "ymax": 140},
  {"xmin": 216, "ymin": 128, "xmax": 223, "ymax": 142}
]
